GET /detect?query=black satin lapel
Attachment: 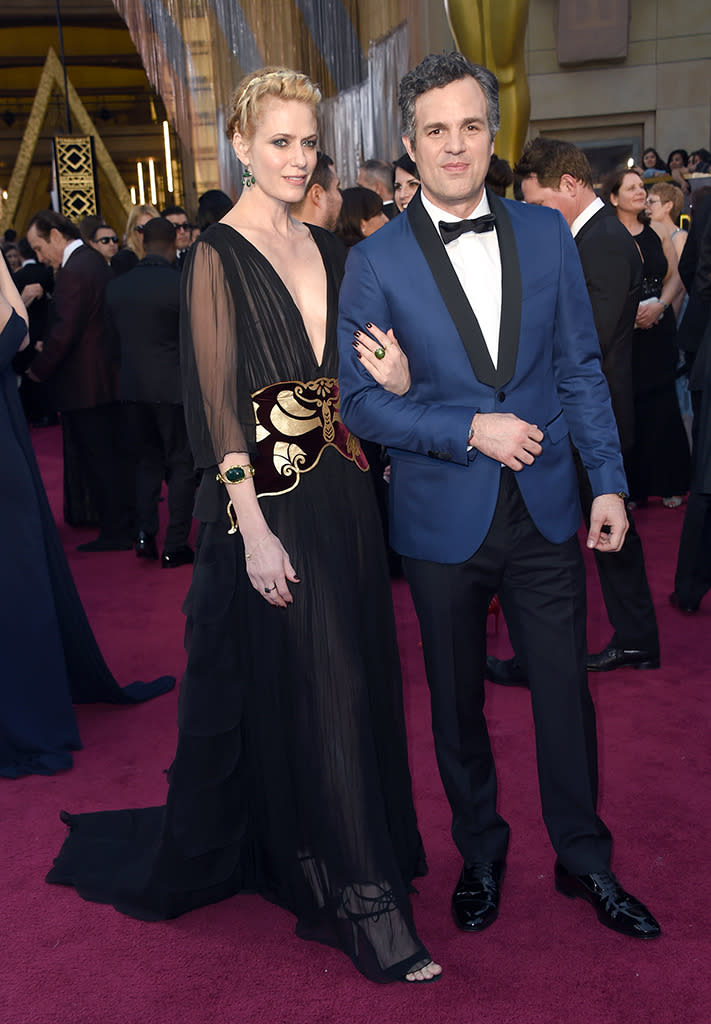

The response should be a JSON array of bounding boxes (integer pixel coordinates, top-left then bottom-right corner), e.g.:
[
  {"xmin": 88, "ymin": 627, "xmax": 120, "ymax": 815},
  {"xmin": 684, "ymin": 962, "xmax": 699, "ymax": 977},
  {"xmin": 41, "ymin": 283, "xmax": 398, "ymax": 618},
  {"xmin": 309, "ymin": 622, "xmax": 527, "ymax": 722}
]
[
  {"xmin": 489, "ymin": 191, "xmax": 521, "ymax": 389},
  {"xmin": 407, "ymin": 190, "xmax": 497, "ymax": 386}
]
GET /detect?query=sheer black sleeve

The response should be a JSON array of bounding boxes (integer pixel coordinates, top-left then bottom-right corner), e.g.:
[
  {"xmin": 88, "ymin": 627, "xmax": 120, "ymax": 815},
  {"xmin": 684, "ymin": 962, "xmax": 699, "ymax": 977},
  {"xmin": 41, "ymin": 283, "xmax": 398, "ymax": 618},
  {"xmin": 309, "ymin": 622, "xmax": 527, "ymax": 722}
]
[{"xmin": 180, "ymin": 237, "xmax": 256, "ymax": 468}]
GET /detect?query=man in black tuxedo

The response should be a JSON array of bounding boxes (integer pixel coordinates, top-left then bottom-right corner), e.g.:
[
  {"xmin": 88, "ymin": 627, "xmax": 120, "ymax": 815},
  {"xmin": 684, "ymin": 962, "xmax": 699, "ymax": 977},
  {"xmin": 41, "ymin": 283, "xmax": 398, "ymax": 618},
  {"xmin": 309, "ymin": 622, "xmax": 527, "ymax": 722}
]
[
  {"xmin": 26, "ymin": 210, "xmax": 134, "ymax": 550},
  {"xmin": 486, "ymin": 138, "xmax": 659, "ymax": 681},
  {"xmin": 671, "ymin": 194, "xmax": 711, "ymax": 611},
  {"xmin": 339, "ymin": 54, "xmax": 660, "ymax": 941},
  {"xmin": 105, "ymin": 217, "xmax": 195, "ymax": 568}
]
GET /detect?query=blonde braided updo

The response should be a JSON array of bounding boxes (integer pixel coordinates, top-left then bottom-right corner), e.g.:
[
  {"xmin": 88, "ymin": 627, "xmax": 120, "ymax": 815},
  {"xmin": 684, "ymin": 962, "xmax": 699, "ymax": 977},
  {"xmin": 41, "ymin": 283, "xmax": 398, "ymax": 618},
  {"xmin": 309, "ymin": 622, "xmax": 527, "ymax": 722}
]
[{"xmin": 226, "ymin": 66, "xmax": 321, "ymax": 142}]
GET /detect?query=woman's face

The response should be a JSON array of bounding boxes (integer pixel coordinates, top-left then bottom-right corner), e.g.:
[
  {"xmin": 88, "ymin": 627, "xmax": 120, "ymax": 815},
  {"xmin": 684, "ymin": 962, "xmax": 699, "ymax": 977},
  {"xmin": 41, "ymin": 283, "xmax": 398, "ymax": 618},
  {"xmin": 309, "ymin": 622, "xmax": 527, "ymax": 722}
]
[
  {"xmin": 612, "ymin": 173, "xmax": 647, "ymax": 215},
  {"xmin": 668, "ymin": 151, "xmax": 686, "ymax": 170},
  {"xmin": 642, "ymin": 150, "xmax": 657, "ymax": 169},
  {"xmin": 3, "ymin": 246, "xmax": 22, "ymax": 272},
  {"xmin": 360, "ymin": 211, "xmax": 388, "ymax": 237},
  {"xmin": 393, "ymin": 165, "xmax": 420, "ymax": 211},
  {"xmin": 645, "ymin": 192, "xmax": 670, "ymax": 222},
  {"xmin": 233, "ymin": 97, "xmax": 318, "ymax": 205}
]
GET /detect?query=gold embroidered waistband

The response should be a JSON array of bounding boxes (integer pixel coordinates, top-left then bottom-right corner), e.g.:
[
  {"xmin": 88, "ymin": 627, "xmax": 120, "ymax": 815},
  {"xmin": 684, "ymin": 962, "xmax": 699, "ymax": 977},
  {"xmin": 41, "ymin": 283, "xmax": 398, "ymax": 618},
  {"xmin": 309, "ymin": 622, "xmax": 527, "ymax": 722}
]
[{"xmin": 250, "ymin": 377, "xmax": 368, "ymax": 497}]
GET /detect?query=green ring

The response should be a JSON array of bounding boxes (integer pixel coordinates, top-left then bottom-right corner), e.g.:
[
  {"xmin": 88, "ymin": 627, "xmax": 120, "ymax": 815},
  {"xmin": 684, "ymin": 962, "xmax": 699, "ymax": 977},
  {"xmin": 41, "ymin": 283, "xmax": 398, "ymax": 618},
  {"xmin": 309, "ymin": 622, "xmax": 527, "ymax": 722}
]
[{"xmin": 374, "ymin": 346, "xmax": 386, "ymax": 360}]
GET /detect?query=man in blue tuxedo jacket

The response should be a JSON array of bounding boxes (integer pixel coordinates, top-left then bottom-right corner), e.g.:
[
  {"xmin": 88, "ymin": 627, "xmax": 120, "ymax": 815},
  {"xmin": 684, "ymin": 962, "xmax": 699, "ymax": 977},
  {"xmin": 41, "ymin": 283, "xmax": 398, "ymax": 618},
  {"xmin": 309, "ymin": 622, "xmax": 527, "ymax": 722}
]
[{"xmin": 338, "ymin": 53, "xmax": 660, "ymax": 940}]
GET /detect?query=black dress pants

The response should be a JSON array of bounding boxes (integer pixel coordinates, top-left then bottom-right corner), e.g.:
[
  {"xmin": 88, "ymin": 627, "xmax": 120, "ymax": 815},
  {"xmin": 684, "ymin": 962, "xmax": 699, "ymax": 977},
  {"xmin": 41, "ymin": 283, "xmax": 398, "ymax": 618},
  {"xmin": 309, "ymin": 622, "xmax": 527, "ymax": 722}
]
[
  {"xmin": 403, "ymin": 469, "xmax": 612, "ymax": 876},
  {"xmin": 125, "ymin": 402, "xmax": 196, "ymax": 551},
  {"xmin": 61, "ymin": 403, "xmax": 134, "ymax": 541}
]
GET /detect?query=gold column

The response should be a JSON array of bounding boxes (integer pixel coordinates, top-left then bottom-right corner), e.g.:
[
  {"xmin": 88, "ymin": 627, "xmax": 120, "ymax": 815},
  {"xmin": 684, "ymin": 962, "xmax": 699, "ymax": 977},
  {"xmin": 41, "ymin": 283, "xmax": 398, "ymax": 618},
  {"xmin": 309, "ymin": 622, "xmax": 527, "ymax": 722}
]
[{"xmin": 445, "ymin": 0, "xmax": 530, "ymax": 168}]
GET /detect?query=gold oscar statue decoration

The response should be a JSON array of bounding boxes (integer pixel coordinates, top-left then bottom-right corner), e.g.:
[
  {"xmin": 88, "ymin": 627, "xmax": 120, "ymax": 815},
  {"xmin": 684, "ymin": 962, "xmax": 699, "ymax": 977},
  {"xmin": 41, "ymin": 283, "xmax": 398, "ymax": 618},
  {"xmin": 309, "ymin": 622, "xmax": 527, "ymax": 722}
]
[{"xmin": 445, "ymin": 0, "xmax": 530, "ymax": 169}]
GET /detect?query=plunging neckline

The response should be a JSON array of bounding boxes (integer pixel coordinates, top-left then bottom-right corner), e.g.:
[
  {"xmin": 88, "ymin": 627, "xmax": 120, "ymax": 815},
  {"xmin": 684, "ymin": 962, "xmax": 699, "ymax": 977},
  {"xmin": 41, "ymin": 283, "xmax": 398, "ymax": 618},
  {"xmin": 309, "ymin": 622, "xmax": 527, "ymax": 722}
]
[{"xmin": 216, "ymin": 222, "xmax": 332, "ymax": 371}]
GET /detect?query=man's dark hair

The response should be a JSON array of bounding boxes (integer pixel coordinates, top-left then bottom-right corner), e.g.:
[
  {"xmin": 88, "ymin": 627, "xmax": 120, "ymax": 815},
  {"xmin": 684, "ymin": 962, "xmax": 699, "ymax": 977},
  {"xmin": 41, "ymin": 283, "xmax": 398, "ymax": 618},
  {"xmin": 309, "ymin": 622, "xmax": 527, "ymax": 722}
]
[
  {"xmin": 4, "ymin": 228, "xmax": 17, "ymax": 243},
  {"xmin": 79, "ymin": 214, "xmax": 106, "ymax": 243},
  {"xmin": 335, "ymin": 186, "xmax": 383, "ymax": 248},
  {"xmin": 514, "ymin": 137, "xmax": 593, "ymax": 190},
  {"xmin": 17, "ymin": 237, "xmax": 34, "ymax": 260},
  {"xmin": 358, "ymin": 158, "xmax": 393, "ymax": 194},
  {"xmin": 197, "ymin": 190, "xmax": 232, "ymax": 230},
  {"xmin": 161, "ymin": 204, "xmax": 188, "ymax": 219},
  {"xmin": 399, "ymin": 52, "xmax": 500, "ymax": 146},
  {"xmin": 142, "ymin": 216, "xmax": 177, "ymax": 250},
  {"xmin": 27, "ymin": 209, "xmax": 81, "ymax": 241},
  {"xmin": 306, "ymin": 152, "xmax": 335, "ymax": 193}
]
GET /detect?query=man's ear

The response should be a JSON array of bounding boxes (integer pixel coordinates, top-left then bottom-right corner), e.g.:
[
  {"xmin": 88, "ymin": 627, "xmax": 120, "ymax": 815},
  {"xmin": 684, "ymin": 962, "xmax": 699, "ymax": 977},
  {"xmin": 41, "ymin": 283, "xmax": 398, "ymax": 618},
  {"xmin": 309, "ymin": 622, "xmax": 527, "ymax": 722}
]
[
  {"xmin": 309, "ymin": 183, "xmax": 324, "ymax": 206},
  {"xmin": 402, "ymin": 135, "xmax": 415, "ymax": 162},
  {"xmin": 559, "ymin": 173, "xmax": 579, "ymax": 196}
]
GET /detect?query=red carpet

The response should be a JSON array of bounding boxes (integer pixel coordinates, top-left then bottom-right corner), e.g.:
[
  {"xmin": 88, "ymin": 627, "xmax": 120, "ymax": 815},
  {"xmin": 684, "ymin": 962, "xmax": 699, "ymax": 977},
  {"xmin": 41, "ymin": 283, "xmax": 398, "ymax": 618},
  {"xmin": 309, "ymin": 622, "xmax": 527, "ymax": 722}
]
[{"xmin": 2, "ymin": 425, "xmax": 710, "ymax": 1024}]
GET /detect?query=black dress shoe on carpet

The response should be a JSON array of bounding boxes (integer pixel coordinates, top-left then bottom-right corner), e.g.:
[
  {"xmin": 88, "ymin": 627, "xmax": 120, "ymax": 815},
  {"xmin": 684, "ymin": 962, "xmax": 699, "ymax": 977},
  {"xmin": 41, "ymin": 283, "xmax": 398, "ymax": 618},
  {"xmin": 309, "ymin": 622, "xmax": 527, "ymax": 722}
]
[
  {"xmin": 554, "ymin": 863, "xmax": 661, "ymax": 938},
  {"xmin": 586, "ymin": 643, "xmax": 660, "ymax": 671},
  {"xmin": 669, "ymin": 591, "xmax": 700, "ymax": 614},
  {"xmin": 77, "ymin": 536, "xmax": 133, "ymax": 552},
  {"xmin": 161, "ymin": 545, "xmax": 194, "ymax": 568},
  {"xmin": 135, "ymin": 531, "xmax": 159, "ymax": 560},
  {"xmin": 485, "ymin": 656, "xmax": 529, "ymax": 687},
  {"xmin": 451, "ymin": 861, "xmax": 504, "ymax": 932}
]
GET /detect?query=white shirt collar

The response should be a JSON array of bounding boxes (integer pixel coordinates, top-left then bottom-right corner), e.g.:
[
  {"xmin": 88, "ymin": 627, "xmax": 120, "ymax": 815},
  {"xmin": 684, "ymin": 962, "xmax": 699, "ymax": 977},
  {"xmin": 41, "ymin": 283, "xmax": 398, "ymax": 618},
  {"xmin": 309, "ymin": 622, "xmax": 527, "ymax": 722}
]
[
  {"xmin": 571, "ymin": 195, "xmax": 604, "ymax": 238},
  {"xmin": 61, "ymin": 238, "xmax": 84, "ymax": 267},
  {"xmin": 420, "ymin": 189, "xmax": 492, "ymax": 229}
]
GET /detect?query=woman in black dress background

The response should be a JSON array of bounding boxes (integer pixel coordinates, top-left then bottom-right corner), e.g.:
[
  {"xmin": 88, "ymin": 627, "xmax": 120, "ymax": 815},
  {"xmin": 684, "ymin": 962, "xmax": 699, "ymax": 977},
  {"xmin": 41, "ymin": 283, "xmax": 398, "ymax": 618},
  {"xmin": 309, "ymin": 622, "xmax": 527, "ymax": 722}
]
[
  {"xmin": 605, "ymin": 168, "xmax": 690, "ymax": 505},
  {"xmin": 48, "ymin": 67, "xmax": 440, "ymax": 985}
]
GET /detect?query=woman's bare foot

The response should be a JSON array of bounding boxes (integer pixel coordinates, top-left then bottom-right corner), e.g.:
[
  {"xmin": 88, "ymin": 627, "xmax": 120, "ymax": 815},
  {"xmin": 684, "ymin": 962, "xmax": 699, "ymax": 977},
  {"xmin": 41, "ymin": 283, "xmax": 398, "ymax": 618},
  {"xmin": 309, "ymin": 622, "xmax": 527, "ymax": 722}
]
[{"xmin": 403, "ymin": 958, "xmax": 443, "ymax": 983}]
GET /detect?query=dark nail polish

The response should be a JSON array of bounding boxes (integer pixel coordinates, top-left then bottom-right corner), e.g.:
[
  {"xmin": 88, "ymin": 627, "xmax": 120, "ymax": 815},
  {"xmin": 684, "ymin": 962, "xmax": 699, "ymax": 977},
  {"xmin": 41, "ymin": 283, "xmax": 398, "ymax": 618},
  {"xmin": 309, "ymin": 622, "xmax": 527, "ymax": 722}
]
[
  {"xmin": 365, "ymin": 322, "xmax": 373, "ymax": 329},
  {"xmin": 353, "ymin": 330, "xmax": 361, "ymax": 338}
]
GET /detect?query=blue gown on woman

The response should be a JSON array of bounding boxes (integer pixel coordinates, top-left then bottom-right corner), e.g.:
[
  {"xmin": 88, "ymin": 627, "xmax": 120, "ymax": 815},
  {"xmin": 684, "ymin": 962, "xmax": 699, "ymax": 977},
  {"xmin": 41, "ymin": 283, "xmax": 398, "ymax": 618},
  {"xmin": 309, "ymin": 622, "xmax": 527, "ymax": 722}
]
[{"xmin": 0, "ymin": 309, "xmax": 173, "ymax": 778}]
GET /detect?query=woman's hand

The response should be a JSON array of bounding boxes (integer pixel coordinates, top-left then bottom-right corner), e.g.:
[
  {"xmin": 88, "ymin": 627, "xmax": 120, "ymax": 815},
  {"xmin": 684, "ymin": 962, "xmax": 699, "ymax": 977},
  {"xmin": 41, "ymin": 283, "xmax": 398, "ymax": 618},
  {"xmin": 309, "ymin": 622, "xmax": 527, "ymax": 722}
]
[
  {"xmin": 635, "ymin": 299, "xmax": 664, "ymax": 329},
  {"xmin": 353, "ymin": 322, "xmax": 410, "ymax": 395},
  {"xmin": 242, "ymin": 529, "xmax": 300, "ymax": 608}
]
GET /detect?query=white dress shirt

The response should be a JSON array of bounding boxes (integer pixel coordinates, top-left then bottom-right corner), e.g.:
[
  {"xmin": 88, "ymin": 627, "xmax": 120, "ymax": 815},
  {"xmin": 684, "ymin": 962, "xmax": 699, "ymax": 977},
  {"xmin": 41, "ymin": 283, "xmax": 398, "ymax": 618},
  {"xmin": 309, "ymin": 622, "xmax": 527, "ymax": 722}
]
[
  {"xmin": 421, "ymin": 190, "xmax": 502, "ymax": 368},
  {"xmin": 570, "ymin": 195, "xmax": 604, "ymax": 239},
  {"xmin": 61, "ymin": 238, "xmax": 84, "ymax": 267}
]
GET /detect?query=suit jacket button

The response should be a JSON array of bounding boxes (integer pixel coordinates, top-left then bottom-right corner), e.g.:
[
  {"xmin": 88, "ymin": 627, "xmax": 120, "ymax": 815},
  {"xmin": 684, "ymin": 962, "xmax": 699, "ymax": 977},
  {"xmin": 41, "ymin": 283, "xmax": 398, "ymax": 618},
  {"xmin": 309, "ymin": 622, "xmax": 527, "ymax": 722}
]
[
  {"xmin": 427, "ymin": 450, "xmax": 435, "ymax": 458},
  {"xmin": 497, "ymin": 391, "xmax": 506, "ymax": 403}
]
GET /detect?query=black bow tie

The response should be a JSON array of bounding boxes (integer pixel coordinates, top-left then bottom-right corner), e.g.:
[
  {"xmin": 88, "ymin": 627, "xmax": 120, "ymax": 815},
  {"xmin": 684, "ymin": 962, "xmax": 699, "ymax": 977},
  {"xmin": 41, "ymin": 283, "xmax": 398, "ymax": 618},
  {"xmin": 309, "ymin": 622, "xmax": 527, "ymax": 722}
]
[{"xmin": 439, "ymin": 213, "xmax": 496, "ymax": 244}]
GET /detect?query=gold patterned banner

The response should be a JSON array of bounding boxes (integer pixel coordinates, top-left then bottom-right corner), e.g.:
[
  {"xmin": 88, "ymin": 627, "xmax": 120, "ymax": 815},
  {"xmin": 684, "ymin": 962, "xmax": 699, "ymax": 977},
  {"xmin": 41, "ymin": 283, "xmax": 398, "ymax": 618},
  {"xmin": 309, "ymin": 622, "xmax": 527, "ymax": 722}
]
[{"xmin": 53, "ymin": 136, "xmax": 99, "ymax": 221}]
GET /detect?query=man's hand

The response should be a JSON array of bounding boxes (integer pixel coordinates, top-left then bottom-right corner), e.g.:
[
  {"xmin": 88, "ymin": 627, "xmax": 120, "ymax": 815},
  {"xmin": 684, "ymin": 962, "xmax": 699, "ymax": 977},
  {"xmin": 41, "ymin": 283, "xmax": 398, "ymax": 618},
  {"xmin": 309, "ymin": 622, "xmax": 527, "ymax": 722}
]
[
  {"xmin": 587, "ymin": 494, "xmax": 628, "ymax": 552},
  {"xmin": 21, "ymin": 282, "xmax": 44, "ymax": 307},
  {"xmin": 469, "ymin": 412, "xmax": 543, "ymax": 470}
]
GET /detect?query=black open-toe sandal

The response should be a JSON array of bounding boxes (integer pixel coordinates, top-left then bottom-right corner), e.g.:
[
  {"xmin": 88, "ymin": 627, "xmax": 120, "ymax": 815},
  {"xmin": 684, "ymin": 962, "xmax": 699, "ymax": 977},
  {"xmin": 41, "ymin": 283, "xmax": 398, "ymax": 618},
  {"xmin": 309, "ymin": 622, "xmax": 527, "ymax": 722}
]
[{"xmin": 400, "ymin": 958, "xmax": 442, "ymax": 984}]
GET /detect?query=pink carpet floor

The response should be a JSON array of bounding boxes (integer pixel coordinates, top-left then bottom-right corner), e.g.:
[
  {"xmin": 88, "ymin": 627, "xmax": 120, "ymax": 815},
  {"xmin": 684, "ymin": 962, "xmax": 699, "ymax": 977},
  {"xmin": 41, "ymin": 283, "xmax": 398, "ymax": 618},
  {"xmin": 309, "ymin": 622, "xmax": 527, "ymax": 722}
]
[{"xmin": 2, "ymin": 425, "xmax": 710, "ymax": 1024}]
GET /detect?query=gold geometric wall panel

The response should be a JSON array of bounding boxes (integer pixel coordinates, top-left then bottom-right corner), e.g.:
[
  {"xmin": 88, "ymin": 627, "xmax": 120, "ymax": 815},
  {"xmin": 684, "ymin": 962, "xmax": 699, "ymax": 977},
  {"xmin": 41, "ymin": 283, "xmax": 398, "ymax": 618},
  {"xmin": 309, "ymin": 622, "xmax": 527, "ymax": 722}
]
[
  {"xmin": 0, "ymin": 47, "xmax": 132, "ymax": 234},
  {"xmin": 53, "ymin": 136, "xmax": 99, "ymax": 221}
]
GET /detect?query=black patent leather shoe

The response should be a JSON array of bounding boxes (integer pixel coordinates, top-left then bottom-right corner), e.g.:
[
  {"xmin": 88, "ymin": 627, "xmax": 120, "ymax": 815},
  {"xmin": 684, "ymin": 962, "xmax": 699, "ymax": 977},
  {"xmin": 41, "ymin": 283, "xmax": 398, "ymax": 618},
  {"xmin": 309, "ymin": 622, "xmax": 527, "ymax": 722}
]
[
  {"xmin": 161, "ymin": 545, "xmax": 194, "ymax": 568},
  {"xmin": 135, "ymin": 531, "xmax": 159, "ymax": 560},
  {"xmin": 555, "ymin": 863, "xmax": 661, "ymax": 939},
  {"xmin": 485, "ymin": 656, "xmax": 529, "ymax": 687},
  {"xmin": 451, "ymin": 861, "xmax": 504, "ymax": 932},
  {"xmin": 586, "ymin": 643, "xmax": 659, "ymax": 672}
]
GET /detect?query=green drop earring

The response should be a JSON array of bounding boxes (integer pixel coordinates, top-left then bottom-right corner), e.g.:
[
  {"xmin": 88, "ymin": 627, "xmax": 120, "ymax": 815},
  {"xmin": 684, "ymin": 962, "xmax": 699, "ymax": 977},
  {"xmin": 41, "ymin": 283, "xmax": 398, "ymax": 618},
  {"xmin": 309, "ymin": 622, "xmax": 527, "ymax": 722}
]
[{"xmin": 242, "ymin": 166, "xmax": 255, "ymax": 189}]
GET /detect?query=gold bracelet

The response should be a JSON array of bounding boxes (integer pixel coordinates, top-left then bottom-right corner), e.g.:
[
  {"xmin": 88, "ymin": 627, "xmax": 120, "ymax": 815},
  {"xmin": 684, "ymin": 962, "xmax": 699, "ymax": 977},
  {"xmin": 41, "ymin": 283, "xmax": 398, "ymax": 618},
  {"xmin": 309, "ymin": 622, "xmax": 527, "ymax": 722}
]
[{"xmin": 216, "ymin": 464, "xmax": 255, "ymax": 486}]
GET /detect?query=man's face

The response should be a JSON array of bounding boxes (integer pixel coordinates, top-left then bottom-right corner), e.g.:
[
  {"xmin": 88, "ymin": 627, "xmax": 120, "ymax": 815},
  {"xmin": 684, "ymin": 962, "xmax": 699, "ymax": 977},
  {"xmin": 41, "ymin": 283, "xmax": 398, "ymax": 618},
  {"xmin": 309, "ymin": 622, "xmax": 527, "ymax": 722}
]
[
  {"xmin": 520, "ymin": 174, "xmax": 577, "ymax": 226},
  {"xmin": 27, "ymin": 225, "xmax": 67, "ymax": 269},
  {"xmin": 404, "ymin": 76, "xmax": 494, "ymax": 215},
  {"xmin": 165, "ymin": 212, "xmax": 191, "ymax": 249},
  {"xmin": 91, "ymin": 226, "xmax": 119, "ymax": 261},
  {"xmin": 322, "ymin": 169, "xmax": 343, "ymax": 232}
]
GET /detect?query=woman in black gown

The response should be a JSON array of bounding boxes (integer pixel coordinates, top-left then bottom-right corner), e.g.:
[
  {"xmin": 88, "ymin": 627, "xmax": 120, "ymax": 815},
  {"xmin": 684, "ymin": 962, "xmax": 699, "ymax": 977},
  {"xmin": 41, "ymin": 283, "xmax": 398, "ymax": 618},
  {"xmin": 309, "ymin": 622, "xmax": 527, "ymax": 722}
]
[
  {"xmin": 0, "ymin": 255, "xmax": 173, "ymax": 779},
  {"xmin": 606, "ymin": 168, "xmax": 690, "ymax": 504},
  {"xmin": 47, "ymin": 68, "xmax": 440, "ymax": 985}
]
